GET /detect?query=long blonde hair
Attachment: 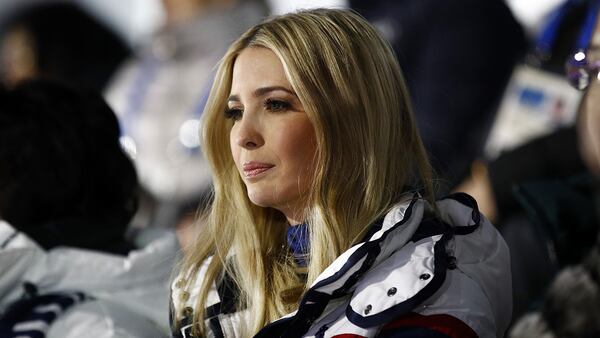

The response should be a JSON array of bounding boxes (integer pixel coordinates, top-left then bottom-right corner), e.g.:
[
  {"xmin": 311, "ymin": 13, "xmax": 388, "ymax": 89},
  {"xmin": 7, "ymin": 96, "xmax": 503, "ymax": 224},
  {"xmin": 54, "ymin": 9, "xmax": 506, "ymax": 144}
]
[{"xmin": 178, "ymin": 8, "xmax": 433, "ymax": 336}]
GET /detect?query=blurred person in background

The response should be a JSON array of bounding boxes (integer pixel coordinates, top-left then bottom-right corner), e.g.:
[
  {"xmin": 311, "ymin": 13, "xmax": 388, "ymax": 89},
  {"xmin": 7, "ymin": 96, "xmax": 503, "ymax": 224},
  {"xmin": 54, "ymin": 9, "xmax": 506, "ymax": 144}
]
[
  {"xmin": 0, "ymin": 1, "xmax": 130, "ymax": 91},
  {"xmin": 509, "ymin": 4, "xmax": 600, "ymax": 335},
  {"xmin": 457, "ymin": 0, "xmax": 600, "ymax": 323},
  {"xmin": 105, "ymin": 0, "xmax": 268, "ymax": 236},
  {"xmin": 350, "ymin": 0, "xmax": 526, "ymax": 191},
  {"xmin": 0, "ymin": 80, "xmax": 177, "ymax": 337},
  {"xmin": 458, "ymin": 0, "xmax": 593, "ymax": 224}
]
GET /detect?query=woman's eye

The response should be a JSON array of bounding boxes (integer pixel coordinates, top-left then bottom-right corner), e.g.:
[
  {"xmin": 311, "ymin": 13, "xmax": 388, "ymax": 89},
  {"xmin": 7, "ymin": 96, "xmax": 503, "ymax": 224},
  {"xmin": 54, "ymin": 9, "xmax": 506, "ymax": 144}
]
[
  {"xmin": 224, "ymin": 107, "xmax": 243, "ymax": 121},
  {"xmin": 265, "ymin": 99, "xmax": 290, "ymax": 112}
]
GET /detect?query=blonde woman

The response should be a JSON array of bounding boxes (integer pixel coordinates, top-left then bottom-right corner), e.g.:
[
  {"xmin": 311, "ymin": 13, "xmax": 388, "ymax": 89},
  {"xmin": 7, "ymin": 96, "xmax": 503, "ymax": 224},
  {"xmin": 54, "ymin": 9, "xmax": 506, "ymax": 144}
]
[{"xmin": 171, "ymin": 9, "xmax": 511, "ymax": 338}]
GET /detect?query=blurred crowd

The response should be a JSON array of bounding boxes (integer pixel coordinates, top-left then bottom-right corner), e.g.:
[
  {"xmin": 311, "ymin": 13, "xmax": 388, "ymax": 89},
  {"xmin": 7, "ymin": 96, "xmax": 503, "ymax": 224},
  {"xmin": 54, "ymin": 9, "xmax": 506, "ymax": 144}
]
[{"xmin": 0, "ymin": 0, "xmax": 598, "ymax": 337}]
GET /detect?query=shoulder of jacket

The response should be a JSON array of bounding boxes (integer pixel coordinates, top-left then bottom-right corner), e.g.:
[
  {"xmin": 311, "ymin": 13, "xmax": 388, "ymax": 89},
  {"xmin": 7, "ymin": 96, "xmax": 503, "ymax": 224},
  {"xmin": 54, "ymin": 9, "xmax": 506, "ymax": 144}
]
[
  {"xmin": 340, "ymin": 193, "xmax": 508, "ymax": 331},
  {"xmin": 47, "ymin": 299, "xmax": 169, "ymax": 338}
]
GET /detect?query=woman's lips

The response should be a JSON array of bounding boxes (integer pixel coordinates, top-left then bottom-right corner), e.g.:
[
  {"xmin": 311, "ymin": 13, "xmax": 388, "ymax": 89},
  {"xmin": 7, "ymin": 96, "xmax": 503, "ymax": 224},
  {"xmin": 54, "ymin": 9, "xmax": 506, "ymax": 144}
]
[{"xmin": 242, "ymin": 161, "xmax": 274, "ymax": 178}]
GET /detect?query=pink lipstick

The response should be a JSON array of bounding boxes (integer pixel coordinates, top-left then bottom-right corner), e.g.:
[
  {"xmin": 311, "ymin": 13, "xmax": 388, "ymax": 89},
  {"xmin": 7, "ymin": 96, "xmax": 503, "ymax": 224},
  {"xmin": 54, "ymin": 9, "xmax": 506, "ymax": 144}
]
[{"xmin": 242, "ymin": 161, "xmax": 274, "ymax": 178}]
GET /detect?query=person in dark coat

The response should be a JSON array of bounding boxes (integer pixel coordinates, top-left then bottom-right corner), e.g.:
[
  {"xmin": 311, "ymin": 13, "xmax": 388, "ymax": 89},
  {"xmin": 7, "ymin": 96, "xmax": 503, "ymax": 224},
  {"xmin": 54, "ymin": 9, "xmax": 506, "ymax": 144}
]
[{"xmin": 350, "ymin": 0, "xmax": 526, "ymax": 189}]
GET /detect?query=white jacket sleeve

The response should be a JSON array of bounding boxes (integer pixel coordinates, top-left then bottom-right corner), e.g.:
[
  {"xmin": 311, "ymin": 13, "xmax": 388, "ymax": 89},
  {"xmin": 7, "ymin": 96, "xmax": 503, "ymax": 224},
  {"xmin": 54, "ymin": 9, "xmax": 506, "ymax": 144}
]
[
  {"xmin": 0, "ymin": 220, "xmax": 44, "ymax": 309},
  {"xmin": 47, "ymin": 300, "xmax": 169, "ymax": 338}
]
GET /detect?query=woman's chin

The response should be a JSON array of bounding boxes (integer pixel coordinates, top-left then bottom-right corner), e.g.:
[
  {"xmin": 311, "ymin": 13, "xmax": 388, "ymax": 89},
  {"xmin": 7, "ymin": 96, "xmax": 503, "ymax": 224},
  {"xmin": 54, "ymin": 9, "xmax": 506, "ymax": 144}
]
[{"xmin": 246, "ymin": 191, "xmax": 273, "ymax": 208}]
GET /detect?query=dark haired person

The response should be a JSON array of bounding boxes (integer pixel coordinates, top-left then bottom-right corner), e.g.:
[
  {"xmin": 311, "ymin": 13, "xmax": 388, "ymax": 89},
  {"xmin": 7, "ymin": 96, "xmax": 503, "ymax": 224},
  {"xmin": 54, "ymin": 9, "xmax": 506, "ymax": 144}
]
[
  {"xmin": 0, "ymin": 80, "xmax": 176, "ymax": 337},
  {"xmin": 350, "ymin": 0, "xmax": 526, "ymax": 190}
]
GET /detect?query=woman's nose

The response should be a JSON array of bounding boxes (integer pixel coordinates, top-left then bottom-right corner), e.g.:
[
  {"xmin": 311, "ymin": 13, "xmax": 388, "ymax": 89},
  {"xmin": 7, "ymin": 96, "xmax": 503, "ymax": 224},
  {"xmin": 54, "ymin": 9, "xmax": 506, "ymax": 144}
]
[{"xmin": 233, "ymin": 114, "xmax": 264, "ymax": 149}]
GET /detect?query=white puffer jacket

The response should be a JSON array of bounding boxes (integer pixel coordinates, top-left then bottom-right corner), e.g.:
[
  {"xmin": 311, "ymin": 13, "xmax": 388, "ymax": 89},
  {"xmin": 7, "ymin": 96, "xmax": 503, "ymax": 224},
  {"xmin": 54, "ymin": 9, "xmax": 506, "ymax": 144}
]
[
  {"xmin": 171, "ymin": 193, "xmax": 512, "ymax": 338},
  {"xmin": 0, "ymin": 220, "xmax": 178, "ymax": 338}
]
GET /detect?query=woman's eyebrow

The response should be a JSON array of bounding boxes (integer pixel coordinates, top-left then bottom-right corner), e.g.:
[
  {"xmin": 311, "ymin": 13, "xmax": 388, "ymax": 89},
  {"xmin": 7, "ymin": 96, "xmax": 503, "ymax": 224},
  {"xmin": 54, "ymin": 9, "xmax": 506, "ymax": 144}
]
[
  {"xmin": 253, "ymin": 86, "xmax": 296, "ymax": 98},
  {"xmin": 227, "ymin": 86, "xmax": 297, "ymax": 103}
]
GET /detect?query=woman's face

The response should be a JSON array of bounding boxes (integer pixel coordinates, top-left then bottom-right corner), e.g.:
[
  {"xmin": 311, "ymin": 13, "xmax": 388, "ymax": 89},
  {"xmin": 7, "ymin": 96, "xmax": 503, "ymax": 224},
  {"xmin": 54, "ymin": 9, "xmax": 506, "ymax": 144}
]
[{"xmin": 228, "ymin": 47, "xmax": 317, "ymax": 224}]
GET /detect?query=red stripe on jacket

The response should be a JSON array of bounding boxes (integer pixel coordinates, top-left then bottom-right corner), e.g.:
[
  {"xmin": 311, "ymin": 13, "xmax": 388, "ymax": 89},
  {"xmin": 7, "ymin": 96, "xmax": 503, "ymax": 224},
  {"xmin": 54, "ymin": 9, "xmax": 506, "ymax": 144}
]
[
  {"xmin": 381, "ymin": 312, "xmax": 477, "ymax": 338},
  {"xmin": 330, "ymin": 312, "xmax": 477, "ymax": 338}
]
